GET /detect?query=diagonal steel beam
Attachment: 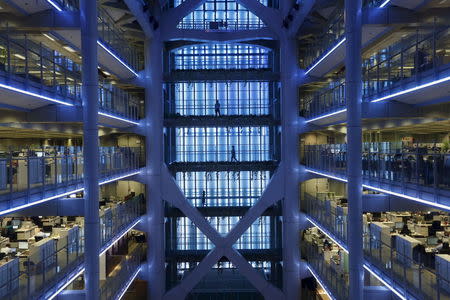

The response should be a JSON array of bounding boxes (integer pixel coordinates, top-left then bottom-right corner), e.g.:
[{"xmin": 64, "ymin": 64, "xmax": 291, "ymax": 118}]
[
  {"xmin": 163, "ymin": 247, "xmax": 225, "ymax": 299},
  {"xmin": 124, "ymin": 0, "xmax": 155, "ymax": 39},
  {"xmin": 235, "ymin": 0, "xmax": 282, "ymax": 32},
  {"xmin": 287, "ymin": 0, "xmax": 316, "ymax": 37},
  {"xmin": 225, "ymin": 248, "xmax": 285, "ymax": 299},
  {"xmin": 161, "ymin": 165, "xmax": 223, "ymax": 246},
  {"xmin": 161, "ymin": 0, "xmax": 208, "ymax": 32},
  {"xmin": 222, "ymin": 167, "xmax": 283, "ymax": 247}
]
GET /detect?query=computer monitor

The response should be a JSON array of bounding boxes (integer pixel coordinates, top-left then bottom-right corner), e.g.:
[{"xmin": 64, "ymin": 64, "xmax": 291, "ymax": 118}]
[
  {"xmin": 427, "ymin": 236, "xmax": 439, "ymax": 246},
  {"xmin": 11, "ymin": 220, "xmax": 20, "ymax": 227},
  {"xmin": 18, "ymin": 242, "xmax": 28, "ymax": 250},
  {"xmin": 67, "ymin": 216, "xmax": 76, "ymax": 222},
  {"xmin": 395, "ymin": 222, "xmax": 404, "ymax": 229}
]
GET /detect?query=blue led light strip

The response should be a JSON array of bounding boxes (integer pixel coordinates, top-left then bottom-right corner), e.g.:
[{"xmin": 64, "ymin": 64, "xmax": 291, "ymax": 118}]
[
  {"xmin": 304, "ymin": 38, "xmax": 346, "ymax": 75},
  {"xmin": 100, "ymin": 218, "xmax": 141, "ymax": 256},
  {"xmin": 47, "ymin": 266, "xmax": 85, "ymax": 300},
  {"xmin": 307, "ymin": 265, "xmax": 337, "ymax": 300},
  {"xmin": 116, "ymin": 266, "xmax": 142, "ymax": 300},
  {"xmin": 305, "ymin": 109, "xmax": 347, "ymax": 123},
  {"xmin": 0, "ymin": 83, "xmax": 73, "ymax": 106},
  {"xmin": 0, "ymin": 171, "xmax": 141, "ymax": 216},
  {"xmin": 46, "ymin": 1, "xmax": 139, "ymax": 77},
  {"xmin": 45, "ymin": 0, "xmax": 63, "ymax": 11},
  {"xmin": 97, "ymin": 41, "xmax": 139, "ymax": 77},
  {"xmin": 306, "ymin": 217, "xmax": 349, "ymax": 253},
  {"xmin": 371, "ymin": 75, "xmax": 450, "ymax": 103},
  {"xmin": 363, "ymin": 264, "xmax": 407, "ymax": 300},
  {"xmin": 305, "ymin": 168, "xmax": 450, "ymax": 211},
  {"xmin": 98, "ymin": 112, "xmax": 140, "ymax": 125},
  {"xmin": 379, "ymin": 0, "xmax": 391, "ymax": 8}
]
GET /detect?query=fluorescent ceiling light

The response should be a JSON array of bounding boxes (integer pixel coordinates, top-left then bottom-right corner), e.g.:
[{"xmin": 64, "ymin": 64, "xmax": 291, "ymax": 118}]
[
  {"xmin": 63, "ymin": 46, "xmax": 76, "ymax": 53},
  {"xmin": 43, "ymin": 33, "xmax": 56, "ymax": 42},
  {"xmin": 13, "ymin": 53, "xmax": 25, "ymax": 60}
]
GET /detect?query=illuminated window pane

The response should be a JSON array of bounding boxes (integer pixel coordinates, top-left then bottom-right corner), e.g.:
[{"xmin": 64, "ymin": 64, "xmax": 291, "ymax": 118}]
[{"xmin": 176, "ymin": 0, "xmax": 267, "ymax": 30}]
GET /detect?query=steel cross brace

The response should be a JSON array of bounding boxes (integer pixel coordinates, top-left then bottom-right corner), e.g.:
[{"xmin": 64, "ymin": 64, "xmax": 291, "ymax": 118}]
[{"xmin": 161, "ymin": 166, "xmax": 285, "ymax": 299}]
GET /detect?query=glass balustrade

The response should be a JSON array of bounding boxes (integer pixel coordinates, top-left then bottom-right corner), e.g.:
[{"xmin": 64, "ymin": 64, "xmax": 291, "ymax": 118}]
[
  {"xmin": 300, "ymin": 26, "xmax": 450, "ymax": 119},
  {"xmin": 100, "ymin": 194, "xmax": 146, "ymax": 246},
  {"xmin": 0, "ymin": 32, "xmax": 142, "ymax": 121},
  {"xmin": 300, "ymin": 10, "xmax": 344, "ymax": 70},
  {"xmin": 299, "ymin": 79, "xmax": 345, "ymax": 119},
  {"xmin": 99, "ymin": 242, "xmax": 146, "ymax": 300},
  {"xmin": 0, "ymin": 146, "xmax": 142, "ymax": 210},
  {"xmin": 45, "ymin": 1, "xmax": 142, "ymax": 71},
  {"xmin": 303, "ymin": 142, "xmax": 450, "ymax": 205},
  {"xmin": 302, "ymin": 192, "xmax": 348, "ymax": 243},
  {"xmin": 364, "ymin": 225, "xmax": 450, "ymax": 300},
  {"xmin": 0, "ymin": 195, "xmax": 145, "ymax": 300},
  {"xmin": 301, "ymin": 236, "xmax": 349, "ymax": 300},
  {"xmin": 363, "ymin": 27, "xmax": 450, "ymax": 101}
]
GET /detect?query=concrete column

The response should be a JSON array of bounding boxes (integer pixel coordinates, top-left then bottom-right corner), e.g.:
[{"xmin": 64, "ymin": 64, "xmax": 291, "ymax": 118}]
[
  {"xmin": 80, "ymin": 0, "xmax": 100, "ymax": 299},
  {"xmin": 280, "ymin": 35, "xmax": 301, "ymax": 299},
  {"xmin": 345, "ymin": 0, "xmax": 364, "ymax": 299},
  {"xmin": 145, "ymin": 35, "xmax": 165, "ymax": 299}
]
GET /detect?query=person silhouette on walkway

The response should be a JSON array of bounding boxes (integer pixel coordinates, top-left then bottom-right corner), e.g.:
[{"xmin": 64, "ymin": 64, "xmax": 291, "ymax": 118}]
[
  {"xmin": 231, "ymin": 146, "xmax": 238, "ymax": 162},
  {"xmin": 215, "ymin": 100, "xmax": 221, "ymax": 116}
]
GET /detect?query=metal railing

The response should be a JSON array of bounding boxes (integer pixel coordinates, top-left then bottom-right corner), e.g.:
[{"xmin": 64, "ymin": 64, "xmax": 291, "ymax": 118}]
[
  {"xmin": 364, "ymin": 226, "xmax": 450, "ymax": 300},
  {"xmin": 48, "ymin": 0, "xmax": 143, "ymax": 71},
  {"xmin": 100, "ymin": 243, "xmax": 146, "ymax": 300},
  {"xmin": 302, "ymin": 192, "xmax": 348, "ymax": 243},
  {"xmin": 302, "ymin": 239, "xmax": 349, "ymax": 300},
  {"xmin": 100, "ymin": 194, "xmax": 146, "ymax": 246},
  {"xmin": 303, "ymin": 142, "xmax": 450, "ymax": 205},
  {"xmin": 0, "ymin": 32, "xmax": 142, "ymax": 121},
  {"xmin": 0, "ymin": 146, "xmax": 143, "ymax": 211},
  {"xmin": 300, "ymin": 9, "xmax": 344, "ymax": 70},
  {"xmin": 300, "ymin": 26, "xmax": 450, "ymax": 119}
]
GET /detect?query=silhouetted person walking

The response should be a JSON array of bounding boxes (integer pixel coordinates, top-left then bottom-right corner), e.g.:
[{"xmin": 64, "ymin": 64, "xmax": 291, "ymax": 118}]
[
  {"xmin": 215, "ymin": 100, "xmax": 221, "ymax": 116},
  {"xmin": 231, "ymin": 146, "xmax": 238, "ymax": 162}
]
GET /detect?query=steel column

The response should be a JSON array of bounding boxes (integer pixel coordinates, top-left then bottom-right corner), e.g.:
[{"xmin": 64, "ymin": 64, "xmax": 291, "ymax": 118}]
[
  {"xmin": 345, "ymin": 0, "xmax": 364, "ymax": 299},
  {"xmin": 145, "ymin": 35, "xmax": 166, "ymax": 300},
  {"xmin": 80, "ymin": 0, "xmax": 100, "ymax": 299},
  {"xmin": 280, "ymin": 35, "xmax": 301, "ymax": 299}
]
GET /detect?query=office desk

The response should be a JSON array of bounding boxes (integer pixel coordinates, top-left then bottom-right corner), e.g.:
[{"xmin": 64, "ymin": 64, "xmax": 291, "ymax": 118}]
[
  {"xmin": 414, "ymin": 224, "xmax": 431, "ymax": 236},
  {"xmin": 16, "ymin": 226, "xmax": 37, "ymax": 240}
]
